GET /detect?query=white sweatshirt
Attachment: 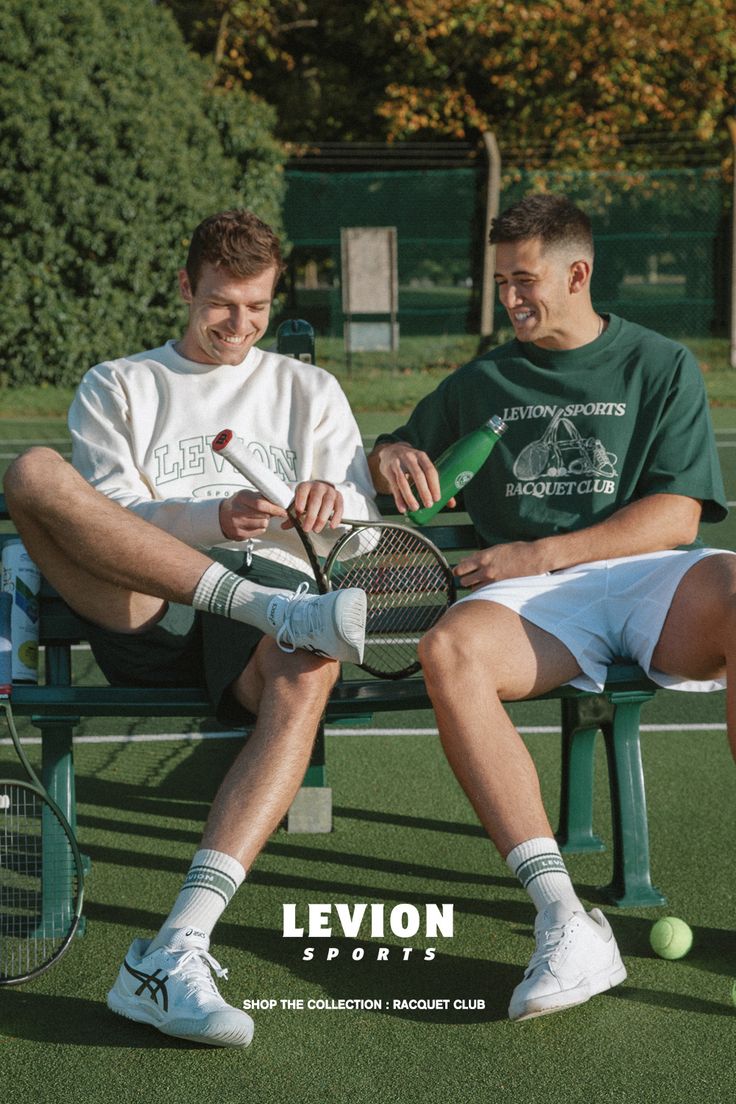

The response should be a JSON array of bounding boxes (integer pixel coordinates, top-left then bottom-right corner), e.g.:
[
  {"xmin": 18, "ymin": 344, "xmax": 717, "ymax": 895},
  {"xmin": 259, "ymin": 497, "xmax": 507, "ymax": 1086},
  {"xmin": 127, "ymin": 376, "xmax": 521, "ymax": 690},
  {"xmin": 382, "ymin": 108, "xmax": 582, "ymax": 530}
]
[{"xmin": 69, "ymin": 340, "xmax": 378, "ymax": 572}]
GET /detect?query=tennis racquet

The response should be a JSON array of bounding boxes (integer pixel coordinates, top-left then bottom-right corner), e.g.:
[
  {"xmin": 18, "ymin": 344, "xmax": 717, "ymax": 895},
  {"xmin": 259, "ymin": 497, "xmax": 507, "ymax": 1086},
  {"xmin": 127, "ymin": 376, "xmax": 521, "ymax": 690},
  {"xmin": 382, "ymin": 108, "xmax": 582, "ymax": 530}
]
[
  {"xmin": 0, "ymin": 592, "xmax": 84, "ymax": 985},
  {"xmin": 211, "ymin": 430, "xmax": 456, "ymax": 678}
]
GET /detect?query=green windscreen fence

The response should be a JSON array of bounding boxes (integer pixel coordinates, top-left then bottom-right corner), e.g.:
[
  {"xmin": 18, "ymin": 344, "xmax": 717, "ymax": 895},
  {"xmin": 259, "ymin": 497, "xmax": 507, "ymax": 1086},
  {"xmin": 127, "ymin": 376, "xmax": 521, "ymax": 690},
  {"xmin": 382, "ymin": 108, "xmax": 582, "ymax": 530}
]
[
  {"xmin": 281, "ymin": 168, "xmax": 483, "ymax": 337},
  {"xmin": 281, "ymin": 166, "xmax": 729, "ymax": 340}
]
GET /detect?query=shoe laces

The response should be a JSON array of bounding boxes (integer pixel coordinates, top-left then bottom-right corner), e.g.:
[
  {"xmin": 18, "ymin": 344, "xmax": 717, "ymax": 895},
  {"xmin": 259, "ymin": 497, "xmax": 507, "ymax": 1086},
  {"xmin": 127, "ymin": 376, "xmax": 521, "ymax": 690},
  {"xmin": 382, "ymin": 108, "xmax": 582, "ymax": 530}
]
[
  {"xmin": 275, "ymin": 581, "xmax": 319, "ymax": 653},
  {"xmin": 168, "ymin": 946, "xmax": 229, "ymax": 998},
  {"xmin": 526, "ymin": 917, "xmax": 575, "ymax": 976}
]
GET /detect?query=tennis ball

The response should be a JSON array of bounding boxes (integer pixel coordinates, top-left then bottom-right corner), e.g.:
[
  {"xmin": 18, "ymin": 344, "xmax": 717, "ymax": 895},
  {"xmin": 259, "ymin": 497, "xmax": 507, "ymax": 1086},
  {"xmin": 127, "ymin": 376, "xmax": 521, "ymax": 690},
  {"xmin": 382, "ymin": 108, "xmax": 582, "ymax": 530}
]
[{"xmin": 649, "ymin": 916, "xmax": 693, "ymax": 960}]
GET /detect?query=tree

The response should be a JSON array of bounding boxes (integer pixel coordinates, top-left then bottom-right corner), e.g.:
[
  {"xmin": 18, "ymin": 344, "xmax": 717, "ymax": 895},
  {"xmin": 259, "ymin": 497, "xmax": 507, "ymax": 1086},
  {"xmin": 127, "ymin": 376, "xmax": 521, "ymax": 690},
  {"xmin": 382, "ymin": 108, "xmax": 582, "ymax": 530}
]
[
  {"xmin": 369, "ymin": 0, "xmax": 736, "ymax": 166},
  {"xmin": 163, "ymin": 0, "xmax": 398, "ymax": 143},
  {"xmin": 164, "ymin": 0, "xmax": 736, "ymax": 167},
  {"xmin": 0, "ymin": 0, "xmax": 285, "ymax": 388}
]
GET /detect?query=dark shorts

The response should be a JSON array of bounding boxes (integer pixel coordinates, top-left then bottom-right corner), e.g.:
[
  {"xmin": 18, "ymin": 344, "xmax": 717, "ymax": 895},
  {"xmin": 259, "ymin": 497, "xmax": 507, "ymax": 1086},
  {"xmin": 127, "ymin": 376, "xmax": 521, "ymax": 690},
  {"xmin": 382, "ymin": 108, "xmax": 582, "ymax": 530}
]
[{"xmin": 84, "ymin": 551, "xmax": 316, "ymax": 725}]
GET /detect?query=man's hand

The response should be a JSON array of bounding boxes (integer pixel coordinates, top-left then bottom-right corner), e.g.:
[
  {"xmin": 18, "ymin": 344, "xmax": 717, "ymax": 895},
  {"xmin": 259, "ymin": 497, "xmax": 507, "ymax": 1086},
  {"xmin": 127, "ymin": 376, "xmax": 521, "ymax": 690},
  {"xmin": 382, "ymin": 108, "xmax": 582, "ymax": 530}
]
[
  {"xmin": 454, "ymin": 541, "xmax": 551, "ymax": 588},
  {"xmin": 219, "ymin": 490, "xmax": 288, "ymax": 541},
  {"xmin": 219, "ymin": 481, "xmax": 344, "ymax": 540},
  {"xmin": 284, "ymin": 481, "xmax": 344, "ymax": 533},
  {"xmin": 370, "ymin": 441, "xmax": 456, "ymax": 514}
]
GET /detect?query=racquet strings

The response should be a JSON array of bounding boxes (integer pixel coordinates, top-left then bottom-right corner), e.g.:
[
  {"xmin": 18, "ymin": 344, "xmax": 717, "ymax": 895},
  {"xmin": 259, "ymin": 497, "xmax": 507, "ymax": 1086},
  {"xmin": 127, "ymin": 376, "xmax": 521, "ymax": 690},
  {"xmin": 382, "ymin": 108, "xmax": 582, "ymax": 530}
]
[
  {"xmin": 326, "ymin": 525, "xmax": 455, "ymax": 677},
  {"xmin": 0, "ymin": 779, "xmax": 82, "ymax": 983}
]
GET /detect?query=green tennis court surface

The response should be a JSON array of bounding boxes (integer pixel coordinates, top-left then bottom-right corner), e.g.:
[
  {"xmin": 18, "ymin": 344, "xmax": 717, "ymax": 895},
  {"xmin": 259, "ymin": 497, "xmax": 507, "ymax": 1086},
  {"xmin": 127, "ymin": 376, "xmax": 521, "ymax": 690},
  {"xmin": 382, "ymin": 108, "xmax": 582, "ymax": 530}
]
[{"xmin": 1, "ymin": 410, "xmax": 736, "ymax": 1101}]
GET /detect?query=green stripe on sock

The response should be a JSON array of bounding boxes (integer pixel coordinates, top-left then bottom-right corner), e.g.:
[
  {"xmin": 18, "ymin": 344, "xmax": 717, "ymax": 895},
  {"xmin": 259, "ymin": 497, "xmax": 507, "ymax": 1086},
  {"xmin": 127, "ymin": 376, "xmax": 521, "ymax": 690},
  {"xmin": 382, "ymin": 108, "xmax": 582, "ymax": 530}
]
[
  {"xmin": 515, "ymin": 853, "xmax": 567, "ymax": 888},
  {"xmin": 182, "ymin": 864, "xmax": 238, "ymax": 905},
  {"xmin": 207, "ymin": 574, "xmax": 242, "ymax": 618}
]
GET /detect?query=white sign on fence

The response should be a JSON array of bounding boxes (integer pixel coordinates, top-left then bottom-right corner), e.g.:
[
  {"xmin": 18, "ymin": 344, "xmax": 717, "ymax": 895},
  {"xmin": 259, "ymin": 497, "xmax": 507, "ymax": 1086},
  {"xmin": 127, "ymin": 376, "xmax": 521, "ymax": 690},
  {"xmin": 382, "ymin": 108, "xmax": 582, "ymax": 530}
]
[{"xmin": 341, "ymin": 227, "xmax": 398, "ymax": 353}]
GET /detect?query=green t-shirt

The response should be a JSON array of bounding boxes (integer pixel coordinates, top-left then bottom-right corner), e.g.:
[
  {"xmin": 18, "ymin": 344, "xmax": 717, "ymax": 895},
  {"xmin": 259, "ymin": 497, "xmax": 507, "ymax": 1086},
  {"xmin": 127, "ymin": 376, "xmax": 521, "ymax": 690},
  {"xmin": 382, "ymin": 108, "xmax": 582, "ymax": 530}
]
[{"xmin": 378, "ymin": 315, "xmax": 727, "ymax": 547}]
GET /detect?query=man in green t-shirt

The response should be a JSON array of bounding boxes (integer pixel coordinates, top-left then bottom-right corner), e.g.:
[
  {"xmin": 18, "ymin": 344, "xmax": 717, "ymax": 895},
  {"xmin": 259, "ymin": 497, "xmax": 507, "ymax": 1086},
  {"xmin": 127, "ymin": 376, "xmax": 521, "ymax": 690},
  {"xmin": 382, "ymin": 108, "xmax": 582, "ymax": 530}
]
[{"xmin": 369, "ymin": 193, "xmax": 734, "ymax": 1022}]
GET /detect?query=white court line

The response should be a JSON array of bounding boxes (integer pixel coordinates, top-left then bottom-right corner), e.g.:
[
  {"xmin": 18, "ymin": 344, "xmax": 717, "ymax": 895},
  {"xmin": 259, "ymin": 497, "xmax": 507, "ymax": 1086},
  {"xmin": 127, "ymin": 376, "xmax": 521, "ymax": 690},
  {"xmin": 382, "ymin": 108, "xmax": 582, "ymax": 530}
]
[
  {"xmin": 0, "ymin": 722, "xmax": 726, "ymax": 747},
  {"xmin": 0, "ymin": 451, "xmax": 71, "ymax": 460},
  {"xmin": 0, "ymin": 438, "xmax": 70, "ymax": 445}
]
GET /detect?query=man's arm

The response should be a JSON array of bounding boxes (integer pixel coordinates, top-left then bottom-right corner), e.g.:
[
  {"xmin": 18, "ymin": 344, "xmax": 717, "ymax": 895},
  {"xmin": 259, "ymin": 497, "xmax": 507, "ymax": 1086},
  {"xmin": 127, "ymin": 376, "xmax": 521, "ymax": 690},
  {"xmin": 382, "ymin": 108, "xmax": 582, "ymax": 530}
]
[
  {"xmin": 369, "ymin": 439, "xmax": 448, "ymax": 515},
  {"xmin": 69, "ymin": 367, "xmax": 229, "ymax": 549},
  {"xmin": 453, "ymin": 492, "xmax": 702, "ymax": 586},
  {"xmin": 370, "ymin": 439, "xmax": 702, "ymax": 584}
]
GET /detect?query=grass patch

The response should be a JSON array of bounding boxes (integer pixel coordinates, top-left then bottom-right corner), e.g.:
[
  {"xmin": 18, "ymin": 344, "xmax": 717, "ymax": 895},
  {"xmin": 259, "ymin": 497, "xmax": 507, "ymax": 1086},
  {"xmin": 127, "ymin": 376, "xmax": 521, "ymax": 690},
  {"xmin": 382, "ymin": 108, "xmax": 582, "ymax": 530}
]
[
  {"xmin": 1, "ymin": 335, "xmax": 735, "ymax": 419},
  {"xmin": 0, "ymin": 383, "xmax": 77, "ymax": 418}
]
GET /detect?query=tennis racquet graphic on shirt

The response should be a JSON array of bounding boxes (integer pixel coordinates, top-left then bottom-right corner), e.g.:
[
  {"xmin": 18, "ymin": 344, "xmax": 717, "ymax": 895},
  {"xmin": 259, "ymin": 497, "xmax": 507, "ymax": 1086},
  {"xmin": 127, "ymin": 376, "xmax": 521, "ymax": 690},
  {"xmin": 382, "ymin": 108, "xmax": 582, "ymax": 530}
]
[
  {"xmin": 211, "ymin": 430, "xmax": 456, "ymax": 678},
  {"xmin": 0, "ymin": 595, "xmax": 84, "ymax": 985}
]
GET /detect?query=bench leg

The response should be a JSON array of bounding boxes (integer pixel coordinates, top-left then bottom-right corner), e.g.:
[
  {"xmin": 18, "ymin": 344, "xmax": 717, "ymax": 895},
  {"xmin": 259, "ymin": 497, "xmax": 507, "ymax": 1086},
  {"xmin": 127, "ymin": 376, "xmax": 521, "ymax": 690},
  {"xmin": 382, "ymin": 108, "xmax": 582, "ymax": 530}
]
[
  {"xmin": 35, "ymin": 715, "xmax": 88, "ymax": 935},
  {"xmin": 287, "ymin": 720, "xmax": 333, "ymax": 833},
  {"xmin": 599, "ymin": 693, "xmax": 665, "ymax": 908},
  {"xmin": 37, "ymin": 716, "xmax": 78, "ymax": 832},
  {"xmin": 556, "ymin": 699, "xmax": 606, "ymax": 854}
]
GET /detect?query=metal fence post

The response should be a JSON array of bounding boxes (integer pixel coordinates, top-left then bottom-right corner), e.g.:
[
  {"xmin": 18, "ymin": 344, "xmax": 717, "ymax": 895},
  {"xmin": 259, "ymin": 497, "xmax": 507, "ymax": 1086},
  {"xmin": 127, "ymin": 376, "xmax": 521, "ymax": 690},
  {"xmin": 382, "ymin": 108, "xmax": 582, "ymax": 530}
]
[
  {"xmin": 727, "ymin": 117, "xmax": 736, "ymax": 369},
  {"xmin": 480, "ymin": 132, "xmax": 501, "ymax": 346}
]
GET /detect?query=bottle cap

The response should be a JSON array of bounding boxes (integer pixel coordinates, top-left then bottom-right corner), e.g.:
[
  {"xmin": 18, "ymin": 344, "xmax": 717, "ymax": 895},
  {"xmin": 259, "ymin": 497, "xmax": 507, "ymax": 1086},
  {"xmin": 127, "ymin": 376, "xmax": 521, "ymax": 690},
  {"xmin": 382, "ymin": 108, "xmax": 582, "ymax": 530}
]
[{"xmin": 485, "ymin": 415, "xmax": 507, "ymax": 435}]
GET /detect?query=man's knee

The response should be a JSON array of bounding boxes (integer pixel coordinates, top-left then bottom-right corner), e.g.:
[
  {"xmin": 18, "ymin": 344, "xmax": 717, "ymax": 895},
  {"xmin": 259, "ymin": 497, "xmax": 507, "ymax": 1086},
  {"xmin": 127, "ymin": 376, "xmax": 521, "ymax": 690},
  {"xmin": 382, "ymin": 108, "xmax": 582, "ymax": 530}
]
[
  {"xmin": 233, "ymin": 637, "xmax": 340, "ymax": 712},
  {"xmin": 418, "ymin": 618, "xmax": 457, "ymax": 673},
  {"xmin": 418, "ymin": 615, "xmax": 486, "ymax": 689},
  {"xmin": 3, "ymin": 446, "xmax": 65, "ymax": 507},
  {"xmin": 264, "ymin": 639, "xmax": 340, "ymax": 683}
]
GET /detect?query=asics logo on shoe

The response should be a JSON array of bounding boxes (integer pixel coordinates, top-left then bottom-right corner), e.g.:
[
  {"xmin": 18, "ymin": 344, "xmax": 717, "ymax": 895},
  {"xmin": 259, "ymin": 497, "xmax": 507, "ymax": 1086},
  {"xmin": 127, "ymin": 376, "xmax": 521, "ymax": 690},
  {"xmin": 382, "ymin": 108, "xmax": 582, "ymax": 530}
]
[
  {"xmin": 124, "ymin": 961, "xmax": 170, "ymax": 1012},
  {"xmin": 184, "ymin": 928, "xmax": 208, "ymax": 940}
]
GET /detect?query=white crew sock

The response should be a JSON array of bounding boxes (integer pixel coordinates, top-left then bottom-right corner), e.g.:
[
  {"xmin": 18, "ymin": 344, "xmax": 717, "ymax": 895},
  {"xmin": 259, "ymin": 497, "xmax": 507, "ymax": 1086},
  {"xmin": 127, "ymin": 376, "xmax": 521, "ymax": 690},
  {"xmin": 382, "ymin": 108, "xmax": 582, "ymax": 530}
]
[
  {"xmin": 192, "ymin": 561, "xmax": 288, "ymax": 634},
  {"xmin": 505, "ymin": 837, "xmax": 584, "ymax": 915},
  {"xmin": 148, "ymin": 848, "xmax": 246, "ymax": 952}
]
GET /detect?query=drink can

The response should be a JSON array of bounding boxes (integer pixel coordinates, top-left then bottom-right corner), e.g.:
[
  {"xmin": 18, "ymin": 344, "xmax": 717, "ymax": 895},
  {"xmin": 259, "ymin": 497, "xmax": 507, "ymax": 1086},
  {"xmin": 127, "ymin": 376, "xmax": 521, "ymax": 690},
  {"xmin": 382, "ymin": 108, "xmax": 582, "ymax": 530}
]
[
  {"xmin": 1, "ymin": 540, "xmax": 41, "ymax": 683},
  {"xmin": 0, "ymin": 592, "xmax": 11, "ymax": 692}
]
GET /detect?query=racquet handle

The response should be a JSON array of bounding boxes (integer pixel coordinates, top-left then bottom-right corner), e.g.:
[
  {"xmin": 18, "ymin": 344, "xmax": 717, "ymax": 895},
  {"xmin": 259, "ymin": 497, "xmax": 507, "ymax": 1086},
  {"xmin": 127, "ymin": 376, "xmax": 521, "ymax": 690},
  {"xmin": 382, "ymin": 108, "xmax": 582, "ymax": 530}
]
[{"xmin": 212, "ymin": 429, "xmax": 295, "ymax": 510}]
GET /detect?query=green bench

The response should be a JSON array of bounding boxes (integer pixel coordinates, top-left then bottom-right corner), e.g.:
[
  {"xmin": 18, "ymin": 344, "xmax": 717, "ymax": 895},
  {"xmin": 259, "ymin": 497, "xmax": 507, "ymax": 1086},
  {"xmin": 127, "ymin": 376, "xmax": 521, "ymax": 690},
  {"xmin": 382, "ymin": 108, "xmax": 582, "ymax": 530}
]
[{"xmin": 0, "ymin": 504, "xmax": 665, "ymax": 915}]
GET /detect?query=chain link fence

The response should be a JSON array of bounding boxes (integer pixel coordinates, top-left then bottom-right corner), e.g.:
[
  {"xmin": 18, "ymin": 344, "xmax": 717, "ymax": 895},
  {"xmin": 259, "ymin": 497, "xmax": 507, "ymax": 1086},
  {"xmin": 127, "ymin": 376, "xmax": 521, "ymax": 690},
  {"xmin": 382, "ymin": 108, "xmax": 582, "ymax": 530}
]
[{"xmin": 280, "ymin": 162, "xmax": 729, "ymax": 341}]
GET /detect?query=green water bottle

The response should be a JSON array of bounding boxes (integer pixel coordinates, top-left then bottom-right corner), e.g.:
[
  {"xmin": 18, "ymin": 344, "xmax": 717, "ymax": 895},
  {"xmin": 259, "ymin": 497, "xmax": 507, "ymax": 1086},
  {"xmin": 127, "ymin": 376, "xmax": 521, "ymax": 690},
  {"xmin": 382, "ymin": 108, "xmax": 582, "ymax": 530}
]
[{"xmin": 407, "ymin": 415, "xmax": 507, "ymax": 524}]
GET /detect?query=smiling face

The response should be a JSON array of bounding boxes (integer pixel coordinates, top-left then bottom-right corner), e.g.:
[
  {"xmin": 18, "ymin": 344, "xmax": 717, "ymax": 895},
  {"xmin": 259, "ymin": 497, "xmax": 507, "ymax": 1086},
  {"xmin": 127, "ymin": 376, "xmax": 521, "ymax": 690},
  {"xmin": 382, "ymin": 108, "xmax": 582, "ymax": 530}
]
[
  {"xmin": 176, "ymin": 262, "xmax": 278, "ymax": 366},
  {"xmin": 494, "ymin": 237, "xmax": 593, "ymax": 350}
]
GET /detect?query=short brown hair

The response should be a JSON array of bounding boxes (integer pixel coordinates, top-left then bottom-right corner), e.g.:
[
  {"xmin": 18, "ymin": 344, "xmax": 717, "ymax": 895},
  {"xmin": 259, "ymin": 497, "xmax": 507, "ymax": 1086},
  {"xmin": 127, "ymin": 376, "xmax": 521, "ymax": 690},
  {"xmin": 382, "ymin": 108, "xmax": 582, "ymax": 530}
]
[
  {"xmin": 185, "ymin": 210, "xmax": 284, "ymax": 291},
  {"xmin": 490, "ymin": 194, "xmax": 593, "ymax": 258}
]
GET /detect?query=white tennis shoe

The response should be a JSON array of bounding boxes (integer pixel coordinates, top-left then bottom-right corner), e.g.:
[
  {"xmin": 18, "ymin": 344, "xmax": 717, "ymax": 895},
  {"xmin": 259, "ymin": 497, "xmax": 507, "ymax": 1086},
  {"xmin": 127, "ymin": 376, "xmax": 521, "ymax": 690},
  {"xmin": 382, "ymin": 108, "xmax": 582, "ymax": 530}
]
[
  {"xmin": 107, "ymin": 928, "xmax": 254, "ymax": 1048},
  {"xmin": 508, "ymin": 900, "xmax": 627, "ymax": 1022},
  {"xmin": 268, "ymin": 582, "xmax": 366, "ymax": 664}
]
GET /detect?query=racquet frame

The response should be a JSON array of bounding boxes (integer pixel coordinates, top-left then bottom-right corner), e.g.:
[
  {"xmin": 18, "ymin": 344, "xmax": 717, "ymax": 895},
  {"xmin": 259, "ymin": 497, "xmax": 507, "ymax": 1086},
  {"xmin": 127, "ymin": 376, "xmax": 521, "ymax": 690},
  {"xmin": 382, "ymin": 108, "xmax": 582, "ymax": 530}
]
[
  {"xmin": 211, "ymin": 430, "xmax": 456, "ymax": 677},
  {"xmin": 0, "ymin": 676, "xmax": 85, "ymax": 983}
]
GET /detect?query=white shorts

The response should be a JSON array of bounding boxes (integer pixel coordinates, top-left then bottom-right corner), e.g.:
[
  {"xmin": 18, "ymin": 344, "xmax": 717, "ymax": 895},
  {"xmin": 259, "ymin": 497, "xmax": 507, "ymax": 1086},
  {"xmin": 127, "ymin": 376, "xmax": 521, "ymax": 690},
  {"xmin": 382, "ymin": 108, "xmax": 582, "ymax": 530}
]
[{"xmin": 457, "ymin": 548, "xmax": 733, "ymax": 694}]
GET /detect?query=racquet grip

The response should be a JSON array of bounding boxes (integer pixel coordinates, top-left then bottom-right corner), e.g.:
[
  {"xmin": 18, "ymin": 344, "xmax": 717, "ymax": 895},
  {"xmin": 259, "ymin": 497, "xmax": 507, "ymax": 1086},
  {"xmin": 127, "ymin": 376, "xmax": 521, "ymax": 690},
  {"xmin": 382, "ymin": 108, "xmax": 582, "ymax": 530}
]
[{"xmin": 212, "ymin": 429, "xmax": 295, "ymax": 510}]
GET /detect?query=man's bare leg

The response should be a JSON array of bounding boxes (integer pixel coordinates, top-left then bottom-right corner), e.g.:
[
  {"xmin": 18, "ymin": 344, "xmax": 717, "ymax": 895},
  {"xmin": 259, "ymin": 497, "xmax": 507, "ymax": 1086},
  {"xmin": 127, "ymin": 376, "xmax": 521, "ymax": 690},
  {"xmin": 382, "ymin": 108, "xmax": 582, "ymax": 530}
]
[
  {"xmin": 3, "ymin": 447, "xmax": 225, "ymax": 628},
  {"xmin": 107, "ymin": 641, "xmax": 338, "ymax": 1046},
  {"xmin": 3, "ymin": 448, "xmax": 366, "ymax": 662},
  {"xmin": 150, "ymin": 639, "xmax": 338, "ymax": 941},
  {"xmin": 418, "ymin": 600, "xmax": 626, "ymax": 1022},
  {"xmin": 418, "ymin": 600, "xmax": 580, "ymax": 856},
  {"xmin": 201, "ymin": 640, "xmax": 338, "ymax": 864},
  {"xmin": 650, "ymin": 552, "xmax": 735, "ymax": 758}
]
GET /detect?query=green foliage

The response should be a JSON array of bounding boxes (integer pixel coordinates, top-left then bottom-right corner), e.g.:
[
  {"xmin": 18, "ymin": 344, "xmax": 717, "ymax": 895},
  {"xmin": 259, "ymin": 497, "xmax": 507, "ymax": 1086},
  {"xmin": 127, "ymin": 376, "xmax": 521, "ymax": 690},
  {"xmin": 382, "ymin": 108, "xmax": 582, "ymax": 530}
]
[
  {"xmin": 367, "ymin": 0, "xmax": 736, "ymax": 162},
  {"xmin": 0, "ymin": 0, "xmax": 285, "ymax": 389},
  {"xmin": 164, "ymin": 0, "xmax": 736, "ymax": 167},
  {"xmin": 164, "ymin": 0, "xmax": 395, "ymax": 142}
]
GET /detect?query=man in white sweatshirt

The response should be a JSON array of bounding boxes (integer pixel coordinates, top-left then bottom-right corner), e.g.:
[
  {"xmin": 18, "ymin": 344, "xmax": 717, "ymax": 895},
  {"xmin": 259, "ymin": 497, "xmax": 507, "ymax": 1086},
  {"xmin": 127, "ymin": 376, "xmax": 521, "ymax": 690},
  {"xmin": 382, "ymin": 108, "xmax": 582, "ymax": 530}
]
[{"xmin": 2, "ymin": 209, "xmax": 378, "ymax": 1048}]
